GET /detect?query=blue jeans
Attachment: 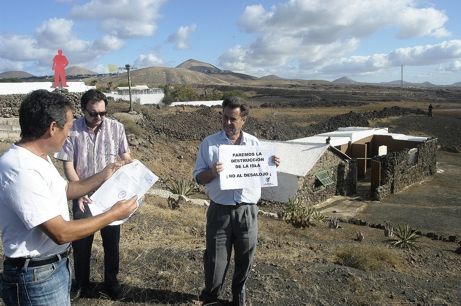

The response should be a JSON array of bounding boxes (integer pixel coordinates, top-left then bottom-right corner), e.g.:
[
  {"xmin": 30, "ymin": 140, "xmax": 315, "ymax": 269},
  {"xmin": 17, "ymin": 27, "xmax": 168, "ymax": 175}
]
[{"xmin": 1, "ymin": 257, "xmax": 71, "ymax": 306}]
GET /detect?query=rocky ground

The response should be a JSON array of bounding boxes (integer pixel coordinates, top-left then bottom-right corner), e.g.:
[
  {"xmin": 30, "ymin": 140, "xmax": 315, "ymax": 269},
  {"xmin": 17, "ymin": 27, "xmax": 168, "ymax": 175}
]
[{"xmin": 0, "ymin": 86, "xmax": 461, "ymax": 305}]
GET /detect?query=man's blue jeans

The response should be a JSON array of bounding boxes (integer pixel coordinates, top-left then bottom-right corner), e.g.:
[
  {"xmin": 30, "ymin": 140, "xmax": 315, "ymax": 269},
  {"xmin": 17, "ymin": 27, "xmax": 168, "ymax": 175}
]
[{"xmin": 1, "ymin": 256, "xmax": 71, "ymax": 306}]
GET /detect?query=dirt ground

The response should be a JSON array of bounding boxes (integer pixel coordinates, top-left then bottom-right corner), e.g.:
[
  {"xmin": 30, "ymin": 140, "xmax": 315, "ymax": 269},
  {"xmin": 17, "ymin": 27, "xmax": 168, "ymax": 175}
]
[
  {"xmin": 355, "ymin": 151, "xmax": 461, "ymax": 237},
  {"xmin": 1, "ymin": 87, "xmax": 461, "ymax": 305}
]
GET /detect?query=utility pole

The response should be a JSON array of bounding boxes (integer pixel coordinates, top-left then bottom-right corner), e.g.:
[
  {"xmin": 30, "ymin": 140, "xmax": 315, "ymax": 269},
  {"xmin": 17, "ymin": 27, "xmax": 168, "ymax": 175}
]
[
  {"xmin": 125, "ymin": 64, "xmax": 133, "ymax": 112},
  {"xmin": 400, "ymin": 64, "xmax": 404, "ymax": 100},
  {"xmin": 401, "ymin": 64, "xmax": 403, "ymax": 88}
]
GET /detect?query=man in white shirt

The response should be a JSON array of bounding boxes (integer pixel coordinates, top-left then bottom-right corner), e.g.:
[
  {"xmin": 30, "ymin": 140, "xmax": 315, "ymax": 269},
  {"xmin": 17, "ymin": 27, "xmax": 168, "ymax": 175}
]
[
  {"xmin": 193, "ymin": 97, "xmax": 279, "ymax": 306},
  {"xmin": 0, "ymin": 90, "xmax": 137, "ymax": 305}
]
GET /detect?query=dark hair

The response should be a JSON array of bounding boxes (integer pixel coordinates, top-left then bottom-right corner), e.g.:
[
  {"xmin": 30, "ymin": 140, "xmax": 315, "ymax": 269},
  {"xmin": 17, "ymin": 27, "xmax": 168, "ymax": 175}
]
[
  {"xmin": 19, "ymin": 90, "xmax": 73, "ymax": 139},
  {"xmin": 81, "ymin": 89, "xmax": 108, "ymax": 110},
  {"xmin": 222, "ymin": 96, "xmax": 249, "ymax": 118}
]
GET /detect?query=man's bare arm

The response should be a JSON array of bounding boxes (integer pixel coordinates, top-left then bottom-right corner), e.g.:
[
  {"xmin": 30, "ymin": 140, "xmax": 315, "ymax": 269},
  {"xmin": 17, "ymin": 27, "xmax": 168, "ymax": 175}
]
[{"xmin": 40, "ymin": 196, "xmax": 137, "ymax": 245}]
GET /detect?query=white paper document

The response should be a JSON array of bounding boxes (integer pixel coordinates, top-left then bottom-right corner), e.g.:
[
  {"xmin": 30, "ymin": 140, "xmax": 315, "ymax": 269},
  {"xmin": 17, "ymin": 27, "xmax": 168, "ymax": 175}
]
[
  {"xmin": 89, "ymin": 160, "xmax": 158, "ymax": 225},
  {"xmin": 219, "ymin": 145, "xmax": 278, "ymax": 190}
]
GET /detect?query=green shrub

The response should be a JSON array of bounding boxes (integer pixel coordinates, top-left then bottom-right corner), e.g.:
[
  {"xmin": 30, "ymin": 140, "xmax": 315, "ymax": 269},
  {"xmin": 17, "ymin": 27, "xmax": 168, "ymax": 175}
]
[
  {"xmin": 389, "ymin": 224, "xmax": 420, "ymax": 250},
  {"xmin": 222, "ymin": 90, "xmax": 248, "ymax": 100},
  {"xmin": 122, "ymin": 120, "xmax": 143, "ymax": 136},
  {"xmin": 281, "ymin": 197, "xmax": 324, "ymax": 228},
  {"xmin": 335, "ymin": 246, "xmax": 399, "ymax": 271}
]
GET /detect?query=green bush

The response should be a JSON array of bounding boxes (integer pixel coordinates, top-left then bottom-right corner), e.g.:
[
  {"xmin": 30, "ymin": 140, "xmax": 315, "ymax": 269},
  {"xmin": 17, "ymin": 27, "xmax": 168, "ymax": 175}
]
[
  {"xmin": 222, "ymin": 90, "xmax": 248, "ymax": 100},
  {"xmin": 336, "ymin": 246, "xmax": 399, "ymax": 271},
  {"xmin": 122, "ymin": 121, "xmax": 143, "ymax": 136},
  {"xmin": 281, "ymin": 197, "xmax": 324, "ymax": 228}
]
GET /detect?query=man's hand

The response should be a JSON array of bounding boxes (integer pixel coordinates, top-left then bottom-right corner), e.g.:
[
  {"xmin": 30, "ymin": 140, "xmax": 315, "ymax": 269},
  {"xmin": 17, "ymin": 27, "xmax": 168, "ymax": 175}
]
[
  {"xmin": 110, "ymin": 195, "xmax": 139, "ymax": 220},
  {"xmin": 212, "ymin": 162, "xmax": 224, "ymax": 177},
  {"xmin": 101, "ymin": 160, "xmax": 132, "ymax": 180},
  {"xmin": 78, "ymin": 195, "xmax": 92, "ymax": 212},
  {"xmin": 272, "ymin": 156, "xmax": 281, "ymax": 167}
]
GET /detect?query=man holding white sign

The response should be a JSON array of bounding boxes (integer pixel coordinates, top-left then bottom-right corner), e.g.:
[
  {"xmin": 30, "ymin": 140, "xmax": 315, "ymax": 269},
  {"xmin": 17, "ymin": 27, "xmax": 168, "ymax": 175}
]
[{"xmin": 193, "ymin": 97, "xmax": 280, "ymax": 306}]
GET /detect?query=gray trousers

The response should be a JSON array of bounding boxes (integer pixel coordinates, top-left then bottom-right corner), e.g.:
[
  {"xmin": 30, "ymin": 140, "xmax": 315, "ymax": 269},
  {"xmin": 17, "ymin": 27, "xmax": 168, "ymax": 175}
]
[{"xmin": 200, "ymin": 202, "xmax": 258, "ymax": 305}]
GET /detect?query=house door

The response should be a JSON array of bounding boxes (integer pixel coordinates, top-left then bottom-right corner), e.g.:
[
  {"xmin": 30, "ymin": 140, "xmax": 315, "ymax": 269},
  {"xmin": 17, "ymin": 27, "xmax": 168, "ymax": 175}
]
[{"xmin": 350, "ymin": 143, "xmax": 367, "ymax": 179}]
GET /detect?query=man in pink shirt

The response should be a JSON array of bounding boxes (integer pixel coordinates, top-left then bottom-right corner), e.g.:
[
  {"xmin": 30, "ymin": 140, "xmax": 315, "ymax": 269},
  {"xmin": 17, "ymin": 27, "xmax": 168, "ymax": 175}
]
[{"xmin": 56, "ymin": 89, "xmax": 131, "ymax": 300}]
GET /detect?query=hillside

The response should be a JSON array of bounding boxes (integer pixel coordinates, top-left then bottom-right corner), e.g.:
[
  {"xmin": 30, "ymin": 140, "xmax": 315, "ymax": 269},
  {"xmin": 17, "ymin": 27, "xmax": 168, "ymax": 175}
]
[
  {"xmin": 98, "ymin": 66, "xmax": 229, "ymax": 86},
  {"xmin": 66, "ymin": 66, "xmax": 98, "ymax": 76},
  {"xmin": 332, "ymin": 76, "xmax": 357, "ymax": 84},
  {"xmin": 176, "ymin": 59, "xmax": 221, "ymax": 74},
  {"xmin": 0, "ymin": 71, "xmax": 34, "ymax": 79}
]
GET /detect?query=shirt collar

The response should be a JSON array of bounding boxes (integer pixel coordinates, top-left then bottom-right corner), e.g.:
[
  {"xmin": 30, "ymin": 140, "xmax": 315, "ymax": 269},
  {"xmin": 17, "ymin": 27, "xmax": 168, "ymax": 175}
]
[
  {"xmin": 219, "ymin": 130, "xmax": 248, "ymax": 145},
  {"xmin": 83, "ymin": 116, "xmax": 105, "ymax": 131}
]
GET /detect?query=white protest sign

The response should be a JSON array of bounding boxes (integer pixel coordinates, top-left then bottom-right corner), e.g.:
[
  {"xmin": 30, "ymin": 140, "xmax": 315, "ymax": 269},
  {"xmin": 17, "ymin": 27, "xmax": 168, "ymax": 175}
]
[{"xmin": 219, "ymin": 145, "xmax": 278, "ymax": 190}]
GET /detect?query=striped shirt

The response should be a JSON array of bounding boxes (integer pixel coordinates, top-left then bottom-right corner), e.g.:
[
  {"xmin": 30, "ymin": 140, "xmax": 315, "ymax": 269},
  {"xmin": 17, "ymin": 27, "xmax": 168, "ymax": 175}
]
[{"xmin": 55, "ymin": 117, "xmax": 129, "ymax": 179}]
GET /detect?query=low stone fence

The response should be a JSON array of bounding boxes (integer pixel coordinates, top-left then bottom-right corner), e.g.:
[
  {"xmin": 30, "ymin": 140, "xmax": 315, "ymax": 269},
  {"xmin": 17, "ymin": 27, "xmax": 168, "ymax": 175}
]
[{"xmin": 0, "ymin": 118, "xmax": 20, "ymax": 141}]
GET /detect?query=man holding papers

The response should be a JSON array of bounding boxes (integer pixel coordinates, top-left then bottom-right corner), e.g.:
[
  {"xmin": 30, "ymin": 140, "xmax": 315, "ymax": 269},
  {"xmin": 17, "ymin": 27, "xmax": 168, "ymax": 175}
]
[
  {"xmin": 0, "ymin": 90, "xmax": 137, "ymax": 306},
  {"xmin": 193, "ymin": 97, "xmax": 280, "ymax": 306},
  {"xmin": 56, "ymin": 89, "xmax": 131, "ymax": 300}
]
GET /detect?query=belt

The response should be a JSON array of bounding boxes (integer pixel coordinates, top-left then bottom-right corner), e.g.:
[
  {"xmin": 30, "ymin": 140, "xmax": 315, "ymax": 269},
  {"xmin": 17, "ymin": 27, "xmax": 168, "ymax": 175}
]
[
  {"xmin": 211, "ymin": 201, "xmax": 253, "ymax": 209},
  {"xmin": 4, "ymin": 248, "xmax": 71, "ymax": 268}
]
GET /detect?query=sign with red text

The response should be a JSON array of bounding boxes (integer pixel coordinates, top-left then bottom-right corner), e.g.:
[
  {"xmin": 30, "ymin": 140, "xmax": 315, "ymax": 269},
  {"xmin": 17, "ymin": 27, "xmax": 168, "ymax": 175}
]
[{"xmin": 219, "ymin": 145, "xmax": 278, "ymax": 190}]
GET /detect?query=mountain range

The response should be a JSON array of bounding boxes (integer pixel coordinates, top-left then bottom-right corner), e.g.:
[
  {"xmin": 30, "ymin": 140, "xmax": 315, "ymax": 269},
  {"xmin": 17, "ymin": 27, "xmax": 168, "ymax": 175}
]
[{"xmin": 1, "ymin": 59, "xmax": 460, "ymax": 88}]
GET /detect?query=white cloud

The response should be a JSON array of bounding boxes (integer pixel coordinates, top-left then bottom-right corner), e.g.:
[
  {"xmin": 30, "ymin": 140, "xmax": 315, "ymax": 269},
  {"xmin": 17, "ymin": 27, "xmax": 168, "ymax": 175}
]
[
  {"xmin": 219, "ymin": 45, "xmax": 248, "ymax": 72},
  {"xmin": 134, "ymin": 53, "xmax": 163, "ymax": 68},
  {"xmin": 35, "ymin": 18, "xmax": 74, "ymax": 47},
  {"xmin": 70, "ymin": 0, "xmax": 165, "ymax": 38},
  {"xmin": 321, "ymin": 40, "xmax": 461, "ymax": 74},
  {"xmin": 221, "ymin": 0, "xmax": 451, "ymax": 77},
  {"xmin": 439, "ymin": 60, "xmax": 461, "ymax": 72},
  {"xmin": 92, "ymin": 35, "xmax": 124, "ymax": 52},
  {"xmin": 0, "ymin": 58, "xmax": 24, "ymax": 73},
  {"xmin": 0, "ymin": 15, "xmax": 129, "ymax": 75},
  {"xmin": 167, "ymin": 24, "xmax": 197, "ymax": 50},
  {"xmin": 0, "ymin": 35, "xmax": 48, "ymax": 61},
  {"xmin": 398, "ymin": 7, "xmax": 449, "ymax": 38}
]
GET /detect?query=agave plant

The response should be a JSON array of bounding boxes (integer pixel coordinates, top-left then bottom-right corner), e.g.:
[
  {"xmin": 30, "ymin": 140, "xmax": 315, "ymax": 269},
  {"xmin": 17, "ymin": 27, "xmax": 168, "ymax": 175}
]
[
  {"xmin": 165, "ymin": 178, "xmax": 196, "ymax": 197},
  {"xmin": 389, "ymin": 224, "xmax": 419, "ymax": 249}
]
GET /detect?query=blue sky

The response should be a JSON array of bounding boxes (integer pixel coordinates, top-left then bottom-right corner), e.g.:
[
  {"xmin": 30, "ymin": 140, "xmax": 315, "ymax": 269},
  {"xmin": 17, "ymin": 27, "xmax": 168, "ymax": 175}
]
[{"xmin": 1, "ymin": 0, "xmax": 460, "ymax": 84}]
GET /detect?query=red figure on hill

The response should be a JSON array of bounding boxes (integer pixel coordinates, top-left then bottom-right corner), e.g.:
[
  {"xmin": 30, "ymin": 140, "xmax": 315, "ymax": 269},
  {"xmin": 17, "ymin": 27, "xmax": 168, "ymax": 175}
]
[{"xmin": 52, "ymin": 49, "xmax": 69, "ymax": 88}]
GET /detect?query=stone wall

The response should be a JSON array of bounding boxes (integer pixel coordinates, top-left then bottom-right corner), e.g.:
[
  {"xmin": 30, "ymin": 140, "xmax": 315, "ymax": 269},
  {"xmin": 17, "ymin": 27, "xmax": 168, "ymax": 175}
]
[
  {"xmin": 295, "ymin": 149, "xmax": 357, "ymax": 206},
  {"xmin": 373, "ymin": 138, "xmax": 437, "ymax": 200},
  {"xmin": 0, "ymin": 92, "xmax": 84, "ymax": 118}
]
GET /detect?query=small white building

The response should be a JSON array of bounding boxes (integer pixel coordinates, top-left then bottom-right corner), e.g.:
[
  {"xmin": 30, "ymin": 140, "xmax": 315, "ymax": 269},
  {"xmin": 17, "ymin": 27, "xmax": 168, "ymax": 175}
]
[
  {"xmin": 106, "ymin": 85, "xmax": 164, "ymax": 105},
  {"xmin": 262, "ymin": 127, "xmax": 433, "ymax": 204}
]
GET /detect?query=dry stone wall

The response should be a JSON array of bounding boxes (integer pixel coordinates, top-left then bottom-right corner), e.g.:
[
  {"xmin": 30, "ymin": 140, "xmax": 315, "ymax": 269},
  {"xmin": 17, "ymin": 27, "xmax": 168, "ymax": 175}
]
[
  {"xmin": 373, "ymin": 139, "xmax": 438, "ymax": 200},
  {"xmin": 295, "ymin": 149, "xmax": 357, "ymax": 206}
]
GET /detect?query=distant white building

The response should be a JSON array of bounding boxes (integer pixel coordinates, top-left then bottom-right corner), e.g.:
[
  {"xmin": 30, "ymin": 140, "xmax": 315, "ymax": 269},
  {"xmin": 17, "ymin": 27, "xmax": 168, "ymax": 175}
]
[{"xmin": 106, "ymin": 85, "xmax": 164, "ymax": 105}]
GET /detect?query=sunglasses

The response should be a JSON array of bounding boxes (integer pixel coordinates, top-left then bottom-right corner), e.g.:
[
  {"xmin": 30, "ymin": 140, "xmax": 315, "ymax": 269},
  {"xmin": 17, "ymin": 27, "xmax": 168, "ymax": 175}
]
[{"xmin": 86, "ymin": 110, "xmax": 107, "ymax": 118}]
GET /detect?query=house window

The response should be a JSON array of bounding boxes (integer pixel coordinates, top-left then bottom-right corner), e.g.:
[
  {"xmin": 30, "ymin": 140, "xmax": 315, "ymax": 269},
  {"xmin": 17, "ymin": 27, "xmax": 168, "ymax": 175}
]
[{"xmin": 314, "ymin": 170, "xmax": 334, "ymax": 189}]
